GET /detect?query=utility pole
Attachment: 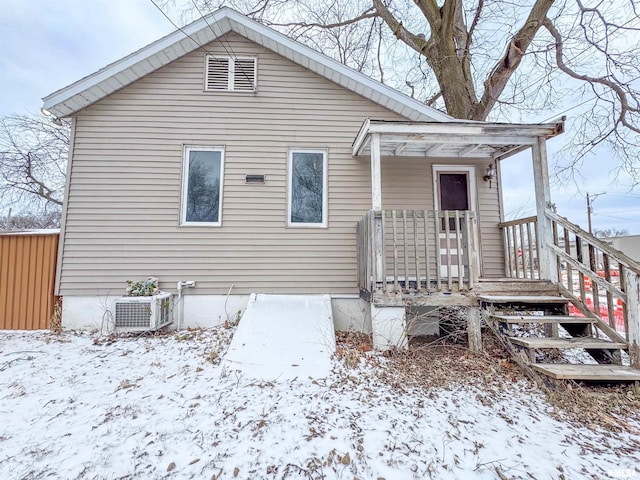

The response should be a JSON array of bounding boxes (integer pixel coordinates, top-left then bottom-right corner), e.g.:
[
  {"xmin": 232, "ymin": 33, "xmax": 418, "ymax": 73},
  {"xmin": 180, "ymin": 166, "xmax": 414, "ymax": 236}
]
[{"xmin": 586, "ymin": 192, "xmax": 605, "ymax": 234}]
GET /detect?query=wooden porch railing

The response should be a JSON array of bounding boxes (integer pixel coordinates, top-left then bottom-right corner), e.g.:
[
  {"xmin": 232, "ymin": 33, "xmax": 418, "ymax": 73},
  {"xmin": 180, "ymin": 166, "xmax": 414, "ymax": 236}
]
[
  {"xmin": 502, "ymin": 211, "xmax": 640, "ymax": 367},
  {"xmin": 499, "ymin": 215, "xmax": 540, "ymax": 279},
  {"xmin": 547, "ymin": 210, "xmax": 640, "ymax": 366},
  {"xmin": 356, "ymin": 210, "xmax": 478, "ymax": 301}
]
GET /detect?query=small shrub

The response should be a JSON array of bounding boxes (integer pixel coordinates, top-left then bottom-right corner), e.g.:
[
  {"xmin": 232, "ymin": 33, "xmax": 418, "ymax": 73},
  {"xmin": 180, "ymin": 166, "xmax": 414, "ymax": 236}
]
[{"xmin": 125, "ymin": 277, "xmax": 159, "ymax": 296}]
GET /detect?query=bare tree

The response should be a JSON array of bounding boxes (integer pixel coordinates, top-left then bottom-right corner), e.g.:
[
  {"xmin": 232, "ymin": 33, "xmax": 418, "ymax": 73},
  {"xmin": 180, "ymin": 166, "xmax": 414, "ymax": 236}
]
[
  {"xmin": 594, "ymin": 227, "xmax": 629, "ymax": 238},
  {"xmin": 175, "ymin": 0, "xmax": 640, "ymax": 179},
  {"xmin": 0, "ymin": 210, "xmax": 61, "ymax": 231},
  {"xmin": 0, "ymin": 114, "xmax": 69, "ymax": 212}
]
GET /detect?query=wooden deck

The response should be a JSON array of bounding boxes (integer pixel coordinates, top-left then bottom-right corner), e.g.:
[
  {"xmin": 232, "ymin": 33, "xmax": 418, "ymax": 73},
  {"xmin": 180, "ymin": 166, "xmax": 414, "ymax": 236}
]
[{"xmin": 356, "ymin": 208, "xmax": 640, "ymax": 383}]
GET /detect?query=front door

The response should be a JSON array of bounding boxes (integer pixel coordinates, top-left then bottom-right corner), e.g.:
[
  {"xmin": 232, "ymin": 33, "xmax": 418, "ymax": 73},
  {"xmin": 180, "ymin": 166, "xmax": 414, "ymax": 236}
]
[{"xmin": 433, "ymin": 166, "xmax": 477, "ymax": 278}]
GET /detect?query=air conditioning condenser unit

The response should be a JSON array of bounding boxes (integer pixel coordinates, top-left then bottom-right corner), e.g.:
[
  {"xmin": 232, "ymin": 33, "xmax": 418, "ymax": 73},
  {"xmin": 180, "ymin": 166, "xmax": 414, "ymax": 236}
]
[{"xmin": 114, "ymin": 292, "xmax": 173, "ymax": 332}]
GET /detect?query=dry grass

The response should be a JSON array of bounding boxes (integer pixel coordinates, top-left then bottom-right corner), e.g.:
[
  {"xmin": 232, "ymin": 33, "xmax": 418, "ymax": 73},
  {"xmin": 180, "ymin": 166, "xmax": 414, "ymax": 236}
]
[
  {"xmin": 49, "ymin": 297, "xmax": 62, "ymax": 334},
  {"xmin": 546, "ymin": 381, "xmax": 640, "ymax": 434},
  {"xmin": 335, "ymin": 330, "xmax": 521, "ymax": 391},
  {"xmin": 335, "ymin": 328, "xmax": 640, "ymax": 434}
]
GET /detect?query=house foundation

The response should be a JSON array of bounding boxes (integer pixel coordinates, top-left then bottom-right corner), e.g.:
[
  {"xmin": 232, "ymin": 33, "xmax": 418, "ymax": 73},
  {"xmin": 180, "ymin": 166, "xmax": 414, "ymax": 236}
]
[
  {"xmin": 371, "ymin": 304, "xmax": 408, "ymax": 350},
  {"xmin": 60, "ymin": 295, "xmax": 374, "ymax": 334}
]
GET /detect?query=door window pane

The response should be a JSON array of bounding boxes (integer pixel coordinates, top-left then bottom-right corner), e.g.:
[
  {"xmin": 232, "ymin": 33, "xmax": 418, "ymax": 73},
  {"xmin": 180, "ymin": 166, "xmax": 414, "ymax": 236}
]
[
  {"xmin": 439, "ymin": 173, "xmax": 469, "ymax": 210},
  {"xmin": 290, "ymin": 151, "xmax": 325, "ymax": 225}
]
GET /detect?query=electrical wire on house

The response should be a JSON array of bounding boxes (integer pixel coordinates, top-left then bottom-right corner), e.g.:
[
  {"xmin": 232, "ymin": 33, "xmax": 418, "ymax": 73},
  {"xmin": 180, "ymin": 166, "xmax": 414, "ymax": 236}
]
[
  {"xmin": 149, "ymin": 0, "xmax": 215, "ymax": 56},
  {"xmin": 189, "ymin": 0, "xmax": 255, "ymax": 86},
  {"xmin": 148, "ymin": 0, "xmax": 254, "ymax": 86}
]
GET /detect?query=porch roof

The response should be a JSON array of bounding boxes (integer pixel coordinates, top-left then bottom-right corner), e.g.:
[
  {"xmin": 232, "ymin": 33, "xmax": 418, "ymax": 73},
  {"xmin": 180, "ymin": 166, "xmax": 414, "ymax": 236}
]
[{"xmin": 352, "ymin": 118, "xmax": 565, "ymax": 160}]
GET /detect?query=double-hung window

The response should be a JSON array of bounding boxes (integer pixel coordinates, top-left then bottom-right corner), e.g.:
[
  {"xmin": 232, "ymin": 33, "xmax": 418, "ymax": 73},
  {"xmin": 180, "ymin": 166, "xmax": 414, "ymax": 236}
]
[
  {"xmin": 288, "ymin": 149, "xmax": 327, "ymax": 227},
  {"xmin": 181, "ymin": 146, "xmax": 224, "ymax": 226}
]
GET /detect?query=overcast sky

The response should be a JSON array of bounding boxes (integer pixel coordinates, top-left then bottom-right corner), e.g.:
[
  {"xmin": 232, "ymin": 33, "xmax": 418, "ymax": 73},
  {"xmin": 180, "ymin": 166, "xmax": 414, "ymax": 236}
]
[{"xmin": 1, "ymin": 0, "xmax": 638, "ymax": 233}]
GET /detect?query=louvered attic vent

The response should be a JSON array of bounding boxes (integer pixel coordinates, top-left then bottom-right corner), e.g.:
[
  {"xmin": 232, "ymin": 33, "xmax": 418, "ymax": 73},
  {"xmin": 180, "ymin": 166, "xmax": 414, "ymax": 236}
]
[{"xmin": 205, "ymin": 55, "xmax": 256, "ymax": 92}]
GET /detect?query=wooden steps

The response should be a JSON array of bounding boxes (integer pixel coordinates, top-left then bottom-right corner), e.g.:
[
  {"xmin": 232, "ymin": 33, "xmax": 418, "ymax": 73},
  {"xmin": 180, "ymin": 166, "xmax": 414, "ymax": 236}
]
[
  {"xmin": 479, "ymin": 295, "xmax": 569, "ymax": 304},
  {"xmin": 482, "ymin": 290, "xmax": 638, "ymax": 383},
  {"xmin": 509, "ymin": 336, "xmax": 627, "ymax": 350},
  {"xmin": 492, "ymin": 315, "xmax": 594, "ymax": 324},
  {"xmin": 475, "ymin": 279, "xmax": 558, "ymax": 295},
  {"xmin": 533, "ymin": 364, "xmax": 640, "ymax": 381}
]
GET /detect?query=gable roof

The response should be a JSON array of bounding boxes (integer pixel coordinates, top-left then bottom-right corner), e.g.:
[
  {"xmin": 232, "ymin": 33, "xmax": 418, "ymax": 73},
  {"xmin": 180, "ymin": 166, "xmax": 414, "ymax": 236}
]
[{"xmin": 42, "ymin": 7, "xmax": 453, "ymax": 122}]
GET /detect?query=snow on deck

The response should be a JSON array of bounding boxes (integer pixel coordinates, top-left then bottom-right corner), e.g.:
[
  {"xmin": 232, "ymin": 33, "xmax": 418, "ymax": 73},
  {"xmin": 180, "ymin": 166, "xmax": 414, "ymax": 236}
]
[{"xmin": 223, "ymin": 294, "xmax": 336, "ymax": 380}]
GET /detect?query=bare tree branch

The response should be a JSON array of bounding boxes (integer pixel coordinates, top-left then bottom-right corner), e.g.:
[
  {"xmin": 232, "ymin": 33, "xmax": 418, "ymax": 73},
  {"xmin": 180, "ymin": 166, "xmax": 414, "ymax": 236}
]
[
  {"xmin": 0, "ymin": 114, "xmax": 69, "ymax": 212},
  {"xmin": 182, "ymin": 0, "xmax": 640, "ymax": 179},
  {"xmin": 471, "ymin": 0, "xmax": 555, "ymax": 120},
  {"xmin": 543, "ymin": 16, "xmax": 640, "ymax": 135},
  {"xmin": 266, "ymin": 8, "xmax": 376, "ymax": 30}
]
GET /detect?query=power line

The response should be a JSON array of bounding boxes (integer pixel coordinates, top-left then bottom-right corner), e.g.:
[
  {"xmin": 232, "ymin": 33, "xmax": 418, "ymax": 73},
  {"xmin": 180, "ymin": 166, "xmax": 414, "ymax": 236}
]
[
  {"xmin": 149, "ymin": 0, "xmax": 254, "ymax": 87},
  {"xmin": 189, "ymin": 0, "xmax": 254, "ymax": 85},
  {"xmin": 148, "ymin": 0, "xmax": 214, "ymax": 56},
  {"xmin": 592, "ymin": 212, "xmax": 640, "ymax": 223}
]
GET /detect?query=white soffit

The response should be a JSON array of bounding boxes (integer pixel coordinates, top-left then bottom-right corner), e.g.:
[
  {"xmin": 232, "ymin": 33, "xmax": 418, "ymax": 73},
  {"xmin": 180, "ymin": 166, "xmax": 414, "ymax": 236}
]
[{"xmin": 42, "ymin": 8, "xmax": 452, "ymax": 123}]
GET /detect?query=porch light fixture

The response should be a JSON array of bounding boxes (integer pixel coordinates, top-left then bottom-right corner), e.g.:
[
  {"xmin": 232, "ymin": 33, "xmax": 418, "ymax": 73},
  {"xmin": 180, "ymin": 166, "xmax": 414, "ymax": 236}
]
[{"xmin": 483, "ymin": 163, "xmax": 496, "ymax": 187}]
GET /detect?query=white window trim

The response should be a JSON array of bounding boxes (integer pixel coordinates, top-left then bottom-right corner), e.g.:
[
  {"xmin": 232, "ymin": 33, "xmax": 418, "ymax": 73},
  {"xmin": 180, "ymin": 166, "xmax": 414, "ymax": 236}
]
[
  {"xmin": 204, "ymin": 55, "xmax": 257, "ymax": 92},
  {"xmin": 432, "ymin": 164, "xmax": 477, "ymax": 213},
  {"xmin": 287, "ymin": 148, "xmax": 328, "ymax": 228},
  {"xmin": 180, "ymin": 145, "xmax": 225, "ymax": 227}
]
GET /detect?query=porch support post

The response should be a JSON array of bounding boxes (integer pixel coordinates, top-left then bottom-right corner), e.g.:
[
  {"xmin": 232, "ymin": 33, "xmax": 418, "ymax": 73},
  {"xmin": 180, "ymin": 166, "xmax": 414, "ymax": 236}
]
[
  {"xmin": 371, "ymin": 133, "xmax": 382, "ymax": 210},
  {"xmin": 467, "ymin": 306, "xmax": 482, "ymax": 353},
  {"xmin": 531, "ymin": 137, "xmax": 558, "ymax": 283},
  {"xmin": 626, "ymin": 271, "xmax": 640, "ymax": 368},
  {"xmin": 370, "ymin": 133, "xmax": 385, "ymax": 294}
]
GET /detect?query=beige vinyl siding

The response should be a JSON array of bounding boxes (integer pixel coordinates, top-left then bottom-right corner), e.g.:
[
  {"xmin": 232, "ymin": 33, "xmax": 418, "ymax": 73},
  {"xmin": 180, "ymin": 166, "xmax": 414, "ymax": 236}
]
[
  {"xmin": 59, "ymin": 32, "xmax": 505, "ymax": 296},
  {"xmin": 60, "ymin": 33, "xmax": 403, "ymax": 296}
]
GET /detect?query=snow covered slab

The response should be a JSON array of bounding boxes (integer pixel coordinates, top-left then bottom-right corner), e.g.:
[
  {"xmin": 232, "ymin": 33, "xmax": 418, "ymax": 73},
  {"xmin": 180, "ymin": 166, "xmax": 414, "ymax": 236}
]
[{"xmin": 223, "ymin": 294, "xmax": 336, "ymax": 380}]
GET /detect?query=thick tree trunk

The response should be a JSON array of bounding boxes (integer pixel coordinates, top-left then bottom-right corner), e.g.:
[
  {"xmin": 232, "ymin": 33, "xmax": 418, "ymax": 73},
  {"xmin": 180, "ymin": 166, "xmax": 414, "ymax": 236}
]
[{"xmin": 375, "ymin": 0, "xmax": 556, "ymax": 121}]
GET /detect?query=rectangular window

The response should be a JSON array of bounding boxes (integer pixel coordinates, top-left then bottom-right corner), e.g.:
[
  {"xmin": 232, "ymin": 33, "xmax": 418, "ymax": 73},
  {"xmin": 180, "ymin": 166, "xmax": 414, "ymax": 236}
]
[
  {"xmin": 288, "ymin": 149, "xmax": 327, "ymax": 227},
  {"xmin": 181, "ymin": 146, "xmax": 224, "ymax": 226},
  {"xmin": 205, "ymin": 55, "xmax": 257, "ymax": 92}
]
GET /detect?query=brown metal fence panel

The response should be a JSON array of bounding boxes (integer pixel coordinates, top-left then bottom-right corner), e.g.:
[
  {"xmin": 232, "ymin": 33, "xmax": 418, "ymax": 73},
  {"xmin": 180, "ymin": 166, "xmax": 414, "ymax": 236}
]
[{"xmin": 0, "ymin": 231, "xmax": 59, "ymax": 330}]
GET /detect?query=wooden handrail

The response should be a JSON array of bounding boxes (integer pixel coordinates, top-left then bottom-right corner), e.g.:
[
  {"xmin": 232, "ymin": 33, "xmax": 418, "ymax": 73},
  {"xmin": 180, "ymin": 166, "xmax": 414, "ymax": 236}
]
[
  {"xmin": 497, "ymin": 215, "xmax": 538, "ymax": 228},
  {"xmin": 542, "ymin": 209, "xmax": 639, "ymax": 366},
  {"xmin": 549, "ymin": 244, "xmax": 626, "ymax": 301},
  {"xmin": 546, "ymin": 210, "xmax": 640, "ymax": 275}
]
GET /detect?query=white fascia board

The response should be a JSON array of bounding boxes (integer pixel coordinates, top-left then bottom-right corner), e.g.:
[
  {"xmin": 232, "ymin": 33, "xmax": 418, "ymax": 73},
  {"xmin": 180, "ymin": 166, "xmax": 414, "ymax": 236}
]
[
  {"xmin": 378, "ymin": 134, "xmax": 538, "ymax": 145},
  {"xmin": 365, "ymin": 120, "xmax": 564, "ymax": 139},
  {"xmin": 42, "ymin": 9, "xmax": 234, "ymax": 116},
  {"xmin": 352, "ymin": 118, "xmax": 372, "ymax": 156}
]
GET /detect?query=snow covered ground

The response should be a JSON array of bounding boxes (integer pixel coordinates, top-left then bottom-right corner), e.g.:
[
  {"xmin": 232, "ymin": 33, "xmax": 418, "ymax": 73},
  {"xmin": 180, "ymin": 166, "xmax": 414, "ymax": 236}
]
[{"xmin": 1, "ymin": 327, "xmax": 639, "ymax": 480}]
